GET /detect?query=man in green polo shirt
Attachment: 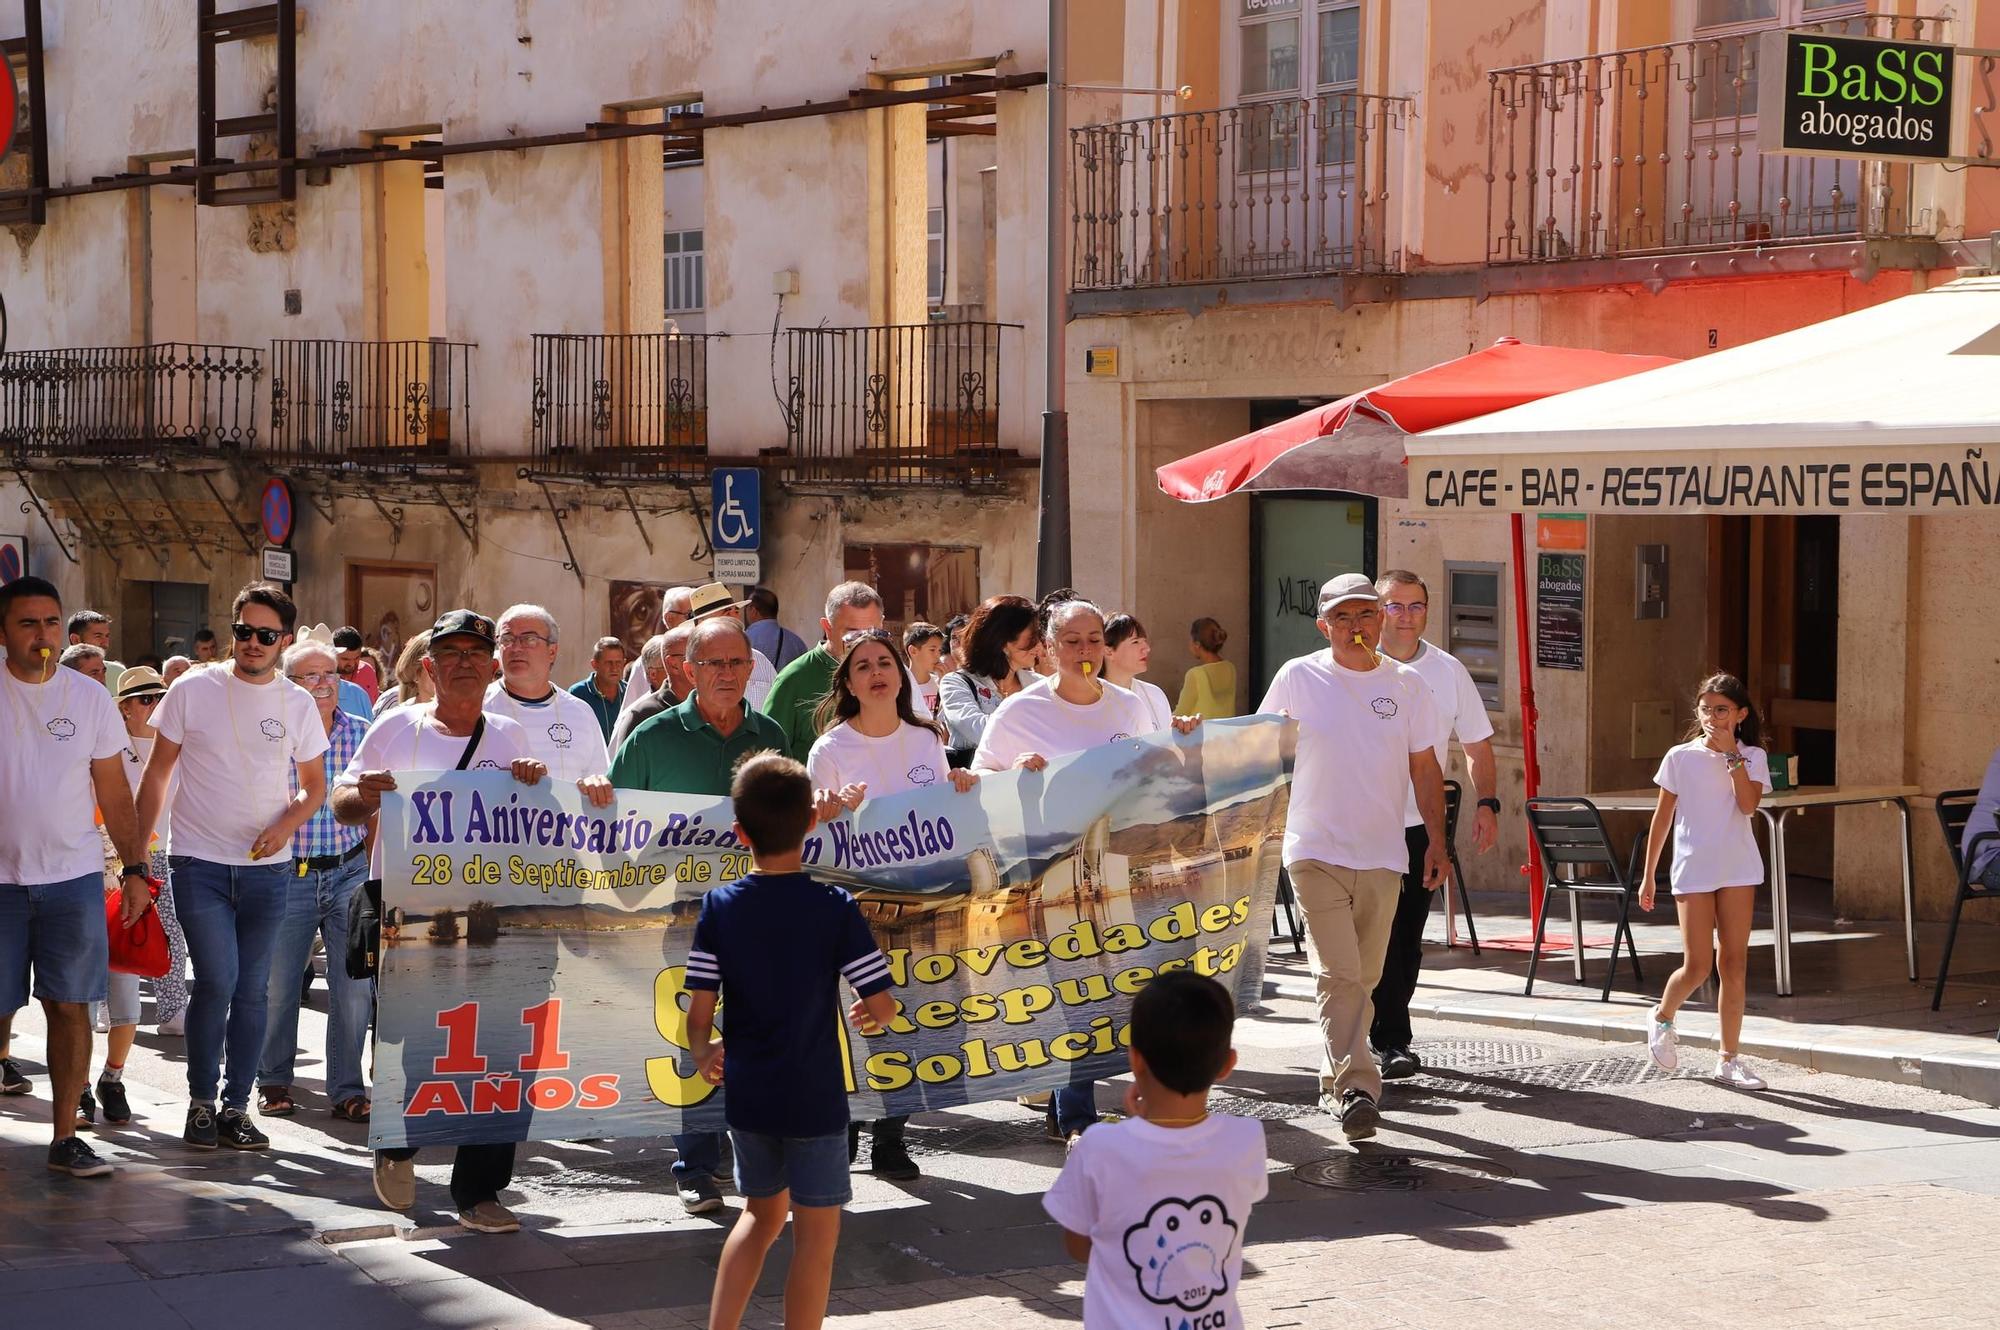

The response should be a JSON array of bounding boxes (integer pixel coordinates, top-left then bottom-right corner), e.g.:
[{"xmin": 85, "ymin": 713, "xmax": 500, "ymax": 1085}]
[
  {"xmin": 761, "ymin": 581, "xmax": 887, "ymax": 761},
  {"xmin": 605, "ymin": 616, "xmax": 784, "ymax": 1215}
]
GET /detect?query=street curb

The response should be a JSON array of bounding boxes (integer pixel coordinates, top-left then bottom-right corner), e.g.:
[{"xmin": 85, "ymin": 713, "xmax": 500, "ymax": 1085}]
[{"xmin": 1406, "ymin": 994, "xmax": 2000, "ymax": 1107}]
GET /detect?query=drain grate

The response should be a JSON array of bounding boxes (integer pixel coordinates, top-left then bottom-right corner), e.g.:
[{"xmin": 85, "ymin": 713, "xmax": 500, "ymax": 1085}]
[
  {"xmin": 1407, "ymin": 1039, "xmax": 1549, "ymax": 1070},
  {"xmin": 1293, "ymin": 1151, "xmax": 1513, "ymax": 1192},
  {"xmin": 1469, "ymin": 1053, "xmax": 1687, "ymax": 1092},
  {"xmin": 1205, "ymin": 1091, "xmax": 1325, "ymax": 1123}
]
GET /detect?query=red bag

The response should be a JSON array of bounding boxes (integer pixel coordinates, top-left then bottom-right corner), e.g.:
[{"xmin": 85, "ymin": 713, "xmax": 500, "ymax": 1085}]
[{"xmin": 107, "ymin": 878, "xmax": 170, "ymax": 978}]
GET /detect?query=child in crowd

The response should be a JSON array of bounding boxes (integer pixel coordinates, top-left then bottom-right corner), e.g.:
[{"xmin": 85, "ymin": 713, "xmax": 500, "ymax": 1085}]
[
  {"xmin": 1043, "ymin": 972, "xmax": 1267, "ymax": 1329},
  {"xmin": 903, "ymin": 621, "xmax": 946, "ymax": 717},
  {"xmin": 686, "ymin": 753, "xmax": 899, "ymax": 1330},
  {"xmin": 1639, "ymin": 672, "xmax": 1773, "ymax": 1089}
]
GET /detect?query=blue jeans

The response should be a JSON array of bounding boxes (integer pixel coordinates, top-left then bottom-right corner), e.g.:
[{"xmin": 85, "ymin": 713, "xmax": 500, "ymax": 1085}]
[
  {"xmin": 730, "ymin": 1129, "xmax": 852, "ymax": 1208},
  {"xmin": 673, "ymin": 1131, "xmax": 723, "ymax": 1183},
  {"xmin": 258, "ymin": 853, "xmax": 371, "ymax": 1104},
  {"xmin": 0, "ymin": 872, "xmax": 108, "ymax": 1009},
  {"xmin": 1050, "ymin": 1081, "xmax": 1099, "ymax": 1136},
  {"xmin": 171, "ymin": 856, "xmax": 290, "ymax": 1109}
]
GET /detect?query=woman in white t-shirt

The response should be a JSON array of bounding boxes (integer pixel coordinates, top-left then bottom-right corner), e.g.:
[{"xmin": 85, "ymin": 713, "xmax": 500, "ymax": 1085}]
[
  {"xmin": 1100, "ymin": 613, "xmax": 1172, "ymax": 735},
  {"xmin": 972, "ymin": 600, "xmax": 1200, "ymax": 1143},
  {"xmin": 807, "ymin": 627, "xmax": 977, "ymax": 1183},
  {"xmin": 1638, "ymin": 673, "xmax": 1773, "ymax": 1090}
]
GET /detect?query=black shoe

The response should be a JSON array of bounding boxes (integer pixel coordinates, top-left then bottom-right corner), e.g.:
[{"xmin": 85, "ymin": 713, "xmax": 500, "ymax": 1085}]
[
  {"xmin": 97, "ymin": 1078, "xmax": 132, "ymax": 1125},
  {"xmin": 1380, "ymin": 1048, "xmax": 1421, "ymax": 1081},
  {"xmin": 0, "ymin": 1056, "xmax": 29, "ymax": 1095},
  {"xmin": 75, "ymin": 1088, "xmax": 97, "ymax": 1128},
  {"xmin": 218, "ymin": 1107, "xmax": 271, "ymax": 1150},
  {"xmin": 848, "ymin": 1120, "xmax": 862, "ymax": 1165},
  {"xmin": 47, "ymin": 1135, "xmax": 113, "ymax": 1178},
  {"xmin": 184, "ymin": 1103, "xmax": 219, "ymax": 1150},
  {"xmin": 677, "ymin": 1174, "xmax": 724, "ymax": 1215},
  {"xmin": 870, "ymin": 1128, "xmax": 921, "ymax": 1182},
  {"xmin": 1339, "ymin": 1090, "xmax": 1380, "ymax": 1141}
]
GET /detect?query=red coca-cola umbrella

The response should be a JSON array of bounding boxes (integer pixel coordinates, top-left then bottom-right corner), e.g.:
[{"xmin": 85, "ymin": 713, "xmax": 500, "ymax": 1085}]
[{"xmin": 1155, "ymin": 338, "xmax": 1679, "ymax": 930}]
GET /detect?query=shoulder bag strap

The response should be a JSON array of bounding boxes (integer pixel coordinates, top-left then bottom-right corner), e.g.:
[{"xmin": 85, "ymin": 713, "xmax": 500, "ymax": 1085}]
[{"xmin": 455, "ymin": 715, "xmax": 487, "ymax": 771}]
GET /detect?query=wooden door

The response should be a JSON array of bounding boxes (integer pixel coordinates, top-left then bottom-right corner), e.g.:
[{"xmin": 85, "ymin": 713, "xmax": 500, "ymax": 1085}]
[{"xmin": 345, "ymin": 561, "xmax": 437, "ymax": 670}]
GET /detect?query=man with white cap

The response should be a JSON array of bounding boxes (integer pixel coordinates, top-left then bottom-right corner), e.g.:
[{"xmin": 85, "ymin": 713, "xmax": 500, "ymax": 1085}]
[
  {"xmin": 1257, "ymin": 571, "xmax": 1445, "ymax": 1141},
  {"xmin": 682, "ymin": 583, "xmax": 776, "ymax": 708}
]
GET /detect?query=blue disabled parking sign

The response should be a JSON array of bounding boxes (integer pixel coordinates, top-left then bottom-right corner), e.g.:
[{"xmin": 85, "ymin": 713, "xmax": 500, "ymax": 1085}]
[{"xmin": 711, "ymin": 468, "xmax": 761, "ymax": 552}]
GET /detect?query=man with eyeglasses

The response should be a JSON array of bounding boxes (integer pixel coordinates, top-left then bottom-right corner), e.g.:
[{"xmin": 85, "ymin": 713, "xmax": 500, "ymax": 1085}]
[
  {"xmin": 254, "ymin": 639, "xmax": 374, "ymax": 1127},
  {"xmin": 1257, "ymin": 572, "xmax": 1445, "ymax": 1143},
  {"xmin": 607, "ymin": 620, "xmax": 695, "ymax": 758},
  {"xmin": 1367, "ymin": 571, "xmax": 1500, "ymax": 1082},
  {"xmin": 484, "ymin": 605, "xmax": 612, "ymax": 786},
  {"xmin": 138, "ymin": 582, "xmax": 329, "ymax": 1153},
  {"xmin": 608, "ymin": 616, "xmax": 787, "ymax": 1215}
]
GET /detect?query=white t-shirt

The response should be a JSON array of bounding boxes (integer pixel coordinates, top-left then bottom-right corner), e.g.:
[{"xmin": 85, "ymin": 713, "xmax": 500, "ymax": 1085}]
[
  {"xmin": 337, "ymin": 705, "xmax": 530, "ymax": 879},
  {"xmin": 971, "ymin": 678, "xmax": 1154, "ymax": 771},
  {"xmin": 806, "ymin": 721, "xmax": 950, "ymax": 799},
  {"xmin": 1257, "ymin": 650, "xmax": 1438, "ymax": 873},
  {"xmin": 121, "ymin": 731, "xmax": 173, "ymax": 851},
  {"xmin": 1388, "ymin": 641, "xmax": 1496, "ymax": 827},
  {"xmin": 484, "ymin": 682, "xmax": 612, "ymax": 782},
  {"xmin": 1128, "ymin": 678, "xmax": 1173, "ymax": 734},
  {"xmin": 1654, "ymin": 740, "xmax": 1771, "ymax": 893},
  {"xmin": 153, "ymin": 666, "xmax": 329, "ymax": 866},
  {"xmin": 0, "ymin": 665, "xmax": 128, "ymax": 883},
  {"xmin": 1042, "ymin": 1115, "xmax": 1268, "ymax": 1330}
]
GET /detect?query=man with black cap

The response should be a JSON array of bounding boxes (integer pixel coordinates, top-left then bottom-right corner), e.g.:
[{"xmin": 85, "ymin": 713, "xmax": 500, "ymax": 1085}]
[
  {"xmin": 332, "ymin": 609, "xmax": 552, "ymax": 1234},
  {"xmin": 1257, "ymin": 572, "xmax": 1446, "ymax": 1141}
]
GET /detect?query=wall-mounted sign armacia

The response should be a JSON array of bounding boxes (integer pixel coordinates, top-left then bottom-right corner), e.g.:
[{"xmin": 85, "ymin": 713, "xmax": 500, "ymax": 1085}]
[{"xmin": 1756, "ymin": 30, "xmax": 1954, "ymax": 163}]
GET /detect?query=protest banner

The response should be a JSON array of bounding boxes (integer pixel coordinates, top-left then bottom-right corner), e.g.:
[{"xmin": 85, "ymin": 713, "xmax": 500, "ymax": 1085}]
[{"xmin": 367, "ymin": 716, "xmax": 1294, "ymax": 1148}]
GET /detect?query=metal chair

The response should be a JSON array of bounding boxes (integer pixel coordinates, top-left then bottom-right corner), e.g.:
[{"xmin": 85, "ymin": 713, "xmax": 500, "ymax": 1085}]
[
  {"xmin": 1931, "ymin": 789, "xmax": 2000, "ymax": 1012},
  {"xmin": 1271, "ymin": 868, "xmax": 1304, "ymax": 957},
  {"xmin": 1433, "ymin": 780, "xmax": 1480, "ymax": 953},
  {"xmin": 1523, "ymin": 797, "xmax": 1645, "ymax": 1001}
]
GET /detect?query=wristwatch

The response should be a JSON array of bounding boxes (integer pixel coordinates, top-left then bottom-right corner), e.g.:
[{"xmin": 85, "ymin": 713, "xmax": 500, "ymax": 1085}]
[
  {"xmin": 120, "ymin": 864, "xmax": 150, "ymax": 881},
  {"xmin": 1477, "ymin": 797, "xmax": 1502, "ymax": 814}
]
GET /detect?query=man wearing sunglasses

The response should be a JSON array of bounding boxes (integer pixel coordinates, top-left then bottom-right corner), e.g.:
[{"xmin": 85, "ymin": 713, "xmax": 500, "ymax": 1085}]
[
  {"xmin": 608, "ymin": 615, "xmax": 788, "ymax": 1216},
  {"xmin": 138, "ymin": 583, "xmax": 330, "ymax": 1153}
]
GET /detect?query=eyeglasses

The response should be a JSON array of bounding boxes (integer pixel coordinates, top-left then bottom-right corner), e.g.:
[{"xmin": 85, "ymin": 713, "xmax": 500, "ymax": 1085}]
[
  {"xmin": 230, "ymin": 623, "xmax": 283, "ymax": 646},
  {"xmin": 429, "ymin": 646, "xmax": 491, "ymax": 665},
  {"xmin": 497, "ymin": 632, "xmax": 552, "ymax": 649},
  {"xmin": 1696, "ymin": 704, "xmax": 1739, "ymax": 717},
  {"xmin": 124, "ymin": 694, "xmax": 162, "ymax": 708},
  {"xmin": 691, "ymin": 656, "xmax": 752, "ymax": 673},
  {"xmin": 288, "ymin": 671, "xmax": 335, "ymax": 686},
  {"xmin": 1326, "ymin": 608, "xmax": 1381, "ymax": 626},
  {"xmin": 1382, "ymin": 602, "xmax": 1428, "ymax": 615}
]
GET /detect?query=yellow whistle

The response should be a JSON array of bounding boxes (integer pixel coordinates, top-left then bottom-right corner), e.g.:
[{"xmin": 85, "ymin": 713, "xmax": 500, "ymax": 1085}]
[
  {"xmin": 37, "ymin": 647, "xmax": 49, "ymax": 658},
  {"xmin": 1352, "ymin": 633, "xmax": 1366, "ymax": 646}
]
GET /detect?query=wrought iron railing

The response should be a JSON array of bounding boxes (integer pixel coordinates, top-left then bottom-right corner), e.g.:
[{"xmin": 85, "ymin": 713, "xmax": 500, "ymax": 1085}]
[
  {"xmin": 265, "ymin": 339, "xmax": 473, "ymax": 466},
  {"xmin": 0, "ymin": 343, "xmax": 262, "ymax": 459},
  {"xmin": 527, "ymin": 332, "xmax": 713, "ymax": 480},
  {"xmin": 1486, "ymin": 15, "xmax": 1946, "ymax": 264},
  {"xmin": 785, "ymin": 322, "xmax": 1017, "ymax": 487},
  {"xmin": 1070, "ymin": 92, "xmax": 1407, "ymax": 290}
]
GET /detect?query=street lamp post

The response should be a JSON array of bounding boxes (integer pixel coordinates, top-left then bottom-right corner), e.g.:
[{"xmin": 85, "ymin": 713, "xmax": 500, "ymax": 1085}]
[{"xmin": 1036, "ymin": 0, "xmax": 1072, "ymax": 598}]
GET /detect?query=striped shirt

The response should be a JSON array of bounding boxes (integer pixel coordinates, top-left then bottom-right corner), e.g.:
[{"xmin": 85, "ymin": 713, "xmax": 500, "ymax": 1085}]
[
  {"xmin": 291, "ymin": 708, "xmax": 367, "ymax": 861},
  {"xmin": 685, "ymin": 870, "xmax": 892, "ymax": 1137}
]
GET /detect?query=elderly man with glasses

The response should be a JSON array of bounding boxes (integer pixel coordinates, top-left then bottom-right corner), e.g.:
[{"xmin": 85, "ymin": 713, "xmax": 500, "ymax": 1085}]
[
  {"xmin": 607, "ymin": 616, "xmax": 788, "ymax": 1215},
  {"xmin": 483, "ymin": 604, "xmax": 612, "ymax": 786}
]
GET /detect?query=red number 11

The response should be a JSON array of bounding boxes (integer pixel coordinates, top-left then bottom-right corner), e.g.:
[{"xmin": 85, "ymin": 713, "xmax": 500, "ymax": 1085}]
[{"xmin": 432, "ymin": 999, "xmax": 572, "ymax": 1075}]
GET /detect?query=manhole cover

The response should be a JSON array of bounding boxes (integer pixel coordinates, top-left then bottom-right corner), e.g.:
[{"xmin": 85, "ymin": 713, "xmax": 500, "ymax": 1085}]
[
  {"xmin": 1412, "ymin": 1040, "xmax": 1548, "ymax": 1069},
  {"xmin": 1206, "ymin": 1091, "xmax": 1325, "ymax": 1122},
  {"xmin": 1474, "ymin": 1054, "xmax": 1684, "ymax": 1092},
  {"xmin": 1293, "ymin": 1152, "xmax": 1514, "ymax": 1192}
]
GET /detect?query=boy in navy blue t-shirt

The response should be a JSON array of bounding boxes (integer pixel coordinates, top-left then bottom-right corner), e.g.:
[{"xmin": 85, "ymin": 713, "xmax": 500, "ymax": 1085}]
[{"xmin": 685, "ymin": 752, "xmax": 898, "ymax": 1330}]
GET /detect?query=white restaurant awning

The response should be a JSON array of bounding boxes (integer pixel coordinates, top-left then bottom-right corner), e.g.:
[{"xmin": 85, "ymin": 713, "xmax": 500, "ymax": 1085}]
[{"xmin": 1406, "ymin": 276, "xmax": 2000, "ymax": 515}]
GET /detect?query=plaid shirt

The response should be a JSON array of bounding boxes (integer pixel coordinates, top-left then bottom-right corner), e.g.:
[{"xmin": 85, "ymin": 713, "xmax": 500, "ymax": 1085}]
[{"xmin": 291, "ymin": 707, "xmax": 367, "ymax": 860}]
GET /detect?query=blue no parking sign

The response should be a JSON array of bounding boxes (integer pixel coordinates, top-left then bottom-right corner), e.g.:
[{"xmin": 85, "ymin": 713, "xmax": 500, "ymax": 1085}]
[{"xmin": 710, "ymin": 468, "xmax": 761, "ymax": 552}]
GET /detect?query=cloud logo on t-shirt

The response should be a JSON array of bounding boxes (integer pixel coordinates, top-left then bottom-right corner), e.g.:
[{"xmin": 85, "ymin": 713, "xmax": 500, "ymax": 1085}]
[
  {"xmin": 1111, "ymin": 732, "xmax": 1131, "ymax": 743},
  {"xmin": 907, "ymin": 763, "xmax": 937, "ymax": 786},
  {"xmin": 46, "ymin": 717, "xmax": 76, "ymax": 740},
  {"xmin": 1122, "ymin": 1195, "xmax": 1237, "ymax": 1312},
  {"xmin": 475, "ymin": 759, "xmax": 501, "ymax": 769},
  {"xmin": 1370, "ymin": 697, "xmax": 1398, "ymax": 719},
  {"xmin": 548, "ymin": 722, "xmax": 573, "ymax": 749},
  {"xmin": 260, "ymin": 718, "xmax": 286, "ymax": 741}
]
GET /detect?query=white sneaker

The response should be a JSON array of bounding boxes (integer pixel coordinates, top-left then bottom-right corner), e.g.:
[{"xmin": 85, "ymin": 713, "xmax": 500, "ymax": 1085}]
[
  {"xmin": 1712, "ymin": 1056, "xmax": 1766, "ymax": 1090},
  {"xmin": 156, "ymin": 1013, "xmax": 186, "ymax": 1038},
  {"xmin": 1645, "ymin": 1012, "xmax": 1679, "ymax": 1071}
]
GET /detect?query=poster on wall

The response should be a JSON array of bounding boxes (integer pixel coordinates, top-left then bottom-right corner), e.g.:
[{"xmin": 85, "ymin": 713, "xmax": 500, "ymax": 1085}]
[
  {"xmin": 1535, "ymin": 552, "xmax": 1585, "ymax": 671},
  {"xmin": 609, "ymin": 581, "xmax": 671, "ymax": 658}
]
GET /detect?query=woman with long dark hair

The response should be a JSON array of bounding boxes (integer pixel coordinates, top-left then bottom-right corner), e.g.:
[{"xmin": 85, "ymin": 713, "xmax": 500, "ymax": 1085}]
[
  {"xmin": 1638, "ymin": 672, "xmax": 1772, "ymax": 1090},
  {"xmin": 937, "ymin": 595, "xmax": 1042, "ymax": 752},
  {"xmin": 808, "ymin": 628, "xmax": 977, "ymax": 1179}
]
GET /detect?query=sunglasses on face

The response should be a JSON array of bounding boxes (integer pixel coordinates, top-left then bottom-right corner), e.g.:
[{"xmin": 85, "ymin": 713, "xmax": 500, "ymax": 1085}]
[
  {"xmin": 125, "ymin": 694, "xmax": 162, "ymax": 708},
  {"xmin": 231, "ymin": 622, "xmax": 283, "ymax": 646}
]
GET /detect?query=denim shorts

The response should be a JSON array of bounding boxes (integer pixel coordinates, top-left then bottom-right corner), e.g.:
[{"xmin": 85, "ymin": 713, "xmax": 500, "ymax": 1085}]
[
  {"xmin": 0, "ymin": 872, "xmax": 110, "ymax": 1009},
  {"xmin": 729, "ymin": 1128, "xmax": 853, "ymax": 1208}
]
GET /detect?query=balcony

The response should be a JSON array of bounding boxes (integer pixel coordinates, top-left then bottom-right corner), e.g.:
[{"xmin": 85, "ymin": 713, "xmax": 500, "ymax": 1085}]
[
  {"xmin": 1070, "ymin": 92, "xmax": 1407, "ymax": 293},
  {"xmin": 784, "ymin": 322, "xmax": 1024, "ymax": 488},
  {"xmin": 526, "ymin": 332, "xmax": 713, "ymax": 482},
  {"xmin": 1485, "ymin": 20, "xmax": 1944, "ymax": 268},
  {"xmin": 265, "ymin": 339, "xmax": 473, "ymax": 470},
  {"xmin": 0, "ymin": 343, "xmax": 263, "ymax": 462}
]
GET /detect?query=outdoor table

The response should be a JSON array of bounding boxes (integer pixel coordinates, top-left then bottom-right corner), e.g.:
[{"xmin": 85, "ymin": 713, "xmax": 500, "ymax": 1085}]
[{"xmin": 1572, "ymin": 785, "xmax": 1919, "ymax": 997}]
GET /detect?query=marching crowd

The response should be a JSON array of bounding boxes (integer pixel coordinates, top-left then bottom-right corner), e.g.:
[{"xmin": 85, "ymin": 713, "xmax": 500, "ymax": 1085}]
[{"xmin": 1, "ymin": 561, "xmax": 1781, "ymax": 1329}]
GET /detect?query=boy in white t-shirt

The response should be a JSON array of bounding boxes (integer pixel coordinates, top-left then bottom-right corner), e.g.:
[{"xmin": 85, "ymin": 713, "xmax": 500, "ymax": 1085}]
[{"xmin": 1044, "ymin": 972, "xmax": 1267, "ymax": 1330}]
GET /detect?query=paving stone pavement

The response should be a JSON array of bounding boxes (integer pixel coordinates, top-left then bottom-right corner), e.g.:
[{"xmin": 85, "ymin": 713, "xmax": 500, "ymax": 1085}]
[{"xmin": 4, "ymin": 943, "xmax": 1998, "ymax": 1329}]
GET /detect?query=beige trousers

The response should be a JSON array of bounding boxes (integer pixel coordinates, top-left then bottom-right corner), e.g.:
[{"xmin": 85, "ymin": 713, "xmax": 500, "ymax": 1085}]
[{"xmin": 1289, "ymin": 859, "xmax": 1403, "ymax": 1103}]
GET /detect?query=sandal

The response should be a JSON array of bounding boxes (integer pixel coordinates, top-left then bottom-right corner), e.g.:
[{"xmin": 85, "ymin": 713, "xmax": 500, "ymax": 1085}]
[
  {"xmin": 330, "ymin": 1096, "xmax": 371, "ymax": 1123},
  {"xmin": 258, "ymin": 1085, "xmax": 296, "ymax": 1117}
]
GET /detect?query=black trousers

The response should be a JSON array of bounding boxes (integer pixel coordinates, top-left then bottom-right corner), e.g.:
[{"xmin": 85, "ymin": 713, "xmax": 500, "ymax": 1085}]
[
  {"xmin": 379, "ymin": 1142, "xmax": 516, "ymax": 1211},
  {"xmin": 1368, "ymin": 824, "xmax": 1433, "ymax": 1053}
]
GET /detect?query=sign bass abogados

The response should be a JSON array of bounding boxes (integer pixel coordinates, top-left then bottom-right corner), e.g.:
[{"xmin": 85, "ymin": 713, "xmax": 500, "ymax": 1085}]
[{"xmin": 1756, "ymin": 29, "xmax": 1954, "ymax": 163}]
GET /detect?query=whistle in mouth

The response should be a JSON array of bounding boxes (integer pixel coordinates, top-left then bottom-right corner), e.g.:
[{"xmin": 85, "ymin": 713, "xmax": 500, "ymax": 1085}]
[
  {"xmin": 1351, "ymin": 633, "xmax": 1365, "ymax": 646},
  {"xmin": 37, "ymin": 647, "xmax": 49, "ymax": 658},
  {"xmin": 1081, "ymin": 662, "xmax": 1094, "ymax": 676}
]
